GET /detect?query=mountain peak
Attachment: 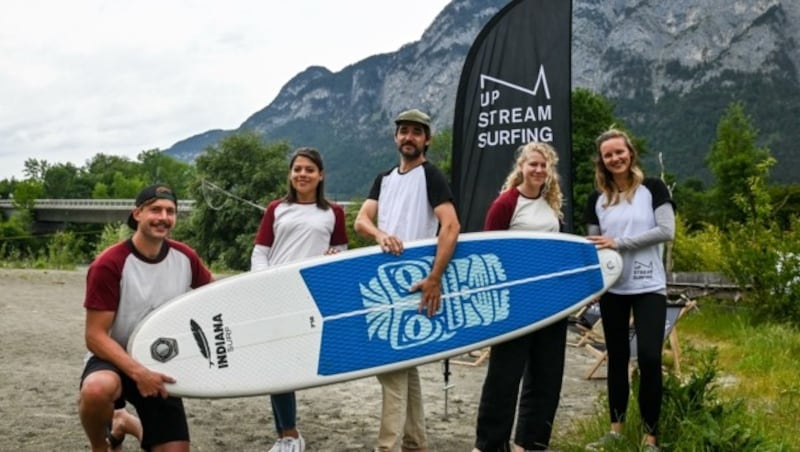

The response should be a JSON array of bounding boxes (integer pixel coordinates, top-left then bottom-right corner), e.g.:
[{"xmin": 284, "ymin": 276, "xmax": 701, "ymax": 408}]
[{"xmin": 167, "ymin": 0, "xmax": 800, "ymax": 196}]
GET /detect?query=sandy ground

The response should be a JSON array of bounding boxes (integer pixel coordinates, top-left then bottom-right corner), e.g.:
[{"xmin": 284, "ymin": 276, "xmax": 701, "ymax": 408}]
[{"xmin": 0, "ymin": 268, "xmax": 605, "ymax": 451}]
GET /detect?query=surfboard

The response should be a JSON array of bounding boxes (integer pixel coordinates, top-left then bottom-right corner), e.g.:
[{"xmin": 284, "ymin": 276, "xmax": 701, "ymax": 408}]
[{"xmin": 128, "ymin": 231, "xmax": 622, "ymax": 398}]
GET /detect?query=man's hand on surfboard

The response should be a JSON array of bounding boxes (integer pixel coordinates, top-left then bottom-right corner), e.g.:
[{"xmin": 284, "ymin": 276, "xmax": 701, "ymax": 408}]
[
  {"xmin": 410, "ymin": 276, "xmax": 442, "ymax": 317},
  {"xmin": 133, "ymin": 368, "xmax": 176, "ymax": 399},
  {"xmin": 377, "ymin": 233, "xmax": 403, "ymax": 256}
]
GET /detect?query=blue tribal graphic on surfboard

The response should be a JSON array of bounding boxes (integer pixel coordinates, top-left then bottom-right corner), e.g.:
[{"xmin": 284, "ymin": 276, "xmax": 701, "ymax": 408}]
[{"xmin": 359, "ymin": 254, "xmax": 509, "ymax": 350}]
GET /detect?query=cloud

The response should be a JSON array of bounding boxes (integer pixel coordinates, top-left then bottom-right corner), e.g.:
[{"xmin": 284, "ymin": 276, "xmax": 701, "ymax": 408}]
[{"xmin": 0, "ymin": 0, "xmax": 449, "ymax": 180}]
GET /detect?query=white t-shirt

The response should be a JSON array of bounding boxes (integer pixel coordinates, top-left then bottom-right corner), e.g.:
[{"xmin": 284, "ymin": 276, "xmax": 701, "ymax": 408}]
[
  {"xmin": 584, "ymin": 178, "xmax": 673, "ymax": 295},
  {"xmin": 366, "ymin": 161, "xmax": 453, "ymax": 240},
  {"xmin": 252, "ymin": 200, "xmax": 348, "ymax": 270}
]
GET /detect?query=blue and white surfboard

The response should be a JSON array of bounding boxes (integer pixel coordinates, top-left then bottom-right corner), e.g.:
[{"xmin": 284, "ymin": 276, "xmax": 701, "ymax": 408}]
[{"xmin": 128, "ymin": 231, "xmax": 621, "ymax": 398}]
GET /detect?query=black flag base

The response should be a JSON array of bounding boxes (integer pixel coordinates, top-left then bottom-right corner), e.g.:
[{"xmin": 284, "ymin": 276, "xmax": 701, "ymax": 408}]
[{"xmin": 442, "ymin": 358, "xmax": 454, "ymax": 420}]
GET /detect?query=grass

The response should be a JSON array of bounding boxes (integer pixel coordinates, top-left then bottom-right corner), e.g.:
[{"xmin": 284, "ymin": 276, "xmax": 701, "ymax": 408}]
[
  {"xmin": 678, "ymin": 301, "xmax": 800, "ymax": 448},
  {"xmin": 553, "ymin": 298, "xmax": 799, "ymax": 451}
]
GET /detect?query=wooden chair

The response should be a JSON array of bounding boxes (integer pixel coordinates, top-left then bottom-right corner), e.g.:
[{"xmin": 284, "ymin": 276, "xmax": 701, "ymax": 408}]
[
  {"xmin": 584, "ymin": 296, "xmax": 697, "ymax": 379},
  {"xmin": 568, "ymin": 300, "xmax": 604, "ymax": 348}
]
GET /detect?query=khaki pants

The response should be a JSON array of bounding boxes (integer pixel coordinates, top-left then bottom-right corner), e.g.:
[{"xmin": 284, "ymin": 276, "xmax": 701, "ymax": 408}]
[{"xmin": 375, "ymin": 366, "xmax": 427, "ymax": 451}]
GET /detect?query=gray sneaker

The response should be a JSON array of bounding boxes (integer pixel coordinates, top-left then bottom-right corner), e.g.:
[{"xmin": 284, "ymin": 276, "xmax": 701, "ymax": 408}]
[{"xmin": 585, "ymin": 431, "xmax": 624, "ymax": 451}]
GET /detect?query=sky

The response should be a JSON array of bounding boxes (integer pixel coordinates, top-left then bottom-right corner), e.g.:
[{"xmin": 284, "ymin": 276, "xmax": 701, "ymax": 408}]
[{"xmin": 0, "ymin": 0, "xmax": 451, "ymax": 180}]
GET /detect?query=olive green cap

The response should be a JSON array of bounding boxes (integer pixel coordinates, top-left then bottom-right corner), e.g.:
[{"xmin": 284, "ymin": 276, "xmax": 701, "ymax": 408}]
[{"xmin": 394, "ymin": 109, "xmax": 432, "ymax": 130}]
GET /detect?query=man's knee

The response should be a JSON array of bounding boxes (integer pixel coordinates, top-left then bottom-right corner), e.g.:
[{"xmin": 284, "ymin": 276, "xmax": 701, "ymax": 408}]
[{"xmin": 80, "ymin": 370, "xmax": 122, "ymax": 407}]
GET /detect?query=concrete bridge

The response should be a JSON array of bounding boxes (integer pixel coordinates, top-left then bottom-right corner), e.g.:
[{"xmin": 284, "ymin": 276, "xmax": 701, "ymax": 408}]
[{"xmin": 0, "ymin": 199, "xmax": 195, "ymax": 225}]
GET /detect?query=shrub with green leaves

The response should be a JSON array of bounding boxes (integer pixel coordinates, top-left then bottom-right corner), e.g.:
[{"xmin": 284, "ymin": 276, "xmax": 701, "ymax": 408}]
[
  {"xmin": 718, "ymin": 158, "xmax": 800, "ymax": 326},
  {"xmin": 656, "ymin": 349, "xmax": 768, "ymax": 451},
  {"xmin": 93, "ymin": 222, "xmax": 130, "ymax": 257},
  {"xmin": 672, "ymin": 216, "xmax": 724, "ymax": 272},
  {"xmin": 45, "ymin": 230, "xmax": 85, "ymax": 269},
  {"xmin": 722, "ymin": 217, "xmax": 800, "ymax": 326},
  {"xmin": 559, "ymin": 349, "xmax": 775, "ymax": 451}
]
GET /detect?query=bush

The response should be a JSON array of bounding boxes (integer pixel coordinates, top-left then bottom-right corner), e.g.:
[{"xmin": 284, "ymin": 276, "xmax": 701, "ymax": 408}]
[
  {"xmin": 656, "ymin": 349, "xmax": 768, "ymax": 451},
  {"xmin": 93, "ymin": 222, "xmax": 130, "ymax": 257},
  {"xmin": 672, "ymin": 216, "xmax": 724, "ymax": 272},
  {"xmin": 45, "ymin": 231, "xmax": 85, "ymax": 269},
  {"xmin": 559, "ymin": 349, "xmax": 775, "ymax": 451},
  {"xmin": 722, "ymin": 216, "xmax": 800, "ymax": 326}
]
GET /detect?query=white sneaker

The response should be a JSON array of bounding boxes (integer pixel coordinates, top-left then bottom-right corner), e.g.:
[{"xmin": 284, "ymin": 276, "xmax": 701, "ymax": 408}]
[
  {"xmin": 585, "ymin": 431, "xmax": 623, "ymax": 451},
  {"xmin": 283, "ymin": 435, "xmax": 305, "ymax": 452},
  {"xmin": 268, "ymin": 438, "xmax": 284, "ymax": 452}
]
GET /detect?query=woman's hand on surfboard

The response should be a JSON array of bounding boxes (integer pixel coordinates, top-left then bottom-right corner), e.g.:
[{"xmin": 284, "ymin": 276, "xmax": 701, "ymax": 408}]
[{"xmin": 586, "ymin": 235, "xmax": 617, "ymax": 250}]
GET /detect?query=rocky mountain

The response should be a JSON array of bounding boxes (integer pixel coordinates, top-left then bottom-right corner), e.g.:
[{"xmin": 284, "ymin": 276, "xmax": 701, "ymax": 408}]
[{"xmin": 165, "ymin": 0, "xmax": 800, "ymax": 198}]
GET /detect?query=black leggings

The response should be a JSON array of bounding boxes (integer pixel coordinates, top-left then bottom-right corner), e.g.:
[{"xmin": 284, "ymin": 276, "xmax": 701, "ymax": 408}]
[
  {"xmin": 474, "ymin": 318, "xmax": 568, "ymax": 451},
  {"xmin": 599, "ymin": 292, "xmax": 666, "ymax": 436}
]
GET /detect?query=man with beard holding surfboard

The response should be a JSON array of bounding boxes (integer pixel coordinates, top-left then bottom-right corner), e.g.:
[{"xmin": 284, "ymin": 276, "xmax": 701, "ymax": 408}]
[
  {"xmin": 355, "ymin": 109, "xmax": 460, "ymax": 452},
  {"xmin": 78, "ymin": 184, "xmax": 213, "ymax": 452}
]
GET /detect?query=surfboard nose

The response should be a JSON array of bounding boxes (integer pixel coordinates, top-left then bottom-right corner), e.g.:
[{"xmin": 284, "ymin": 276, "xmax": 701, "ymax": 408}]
[{"xmin": 597, "ymin": 248, "xmax": 623, "ymax": 289}]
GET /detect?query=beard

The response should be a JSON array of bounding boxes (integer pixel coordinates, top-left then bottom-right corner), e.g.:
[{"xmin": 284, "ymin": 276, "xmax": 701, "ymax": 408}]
[{"xmin": 397, "ymin": 142, "xmax": 424, "ymax": 160}]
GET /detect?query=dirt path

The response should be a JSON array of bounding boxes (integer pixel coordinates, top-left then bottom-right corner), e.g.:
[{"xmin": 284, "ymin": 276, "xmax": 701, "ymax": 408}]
[{"xmin": 0, "ymin": 268, "xmax": 605, "ymax": 451}]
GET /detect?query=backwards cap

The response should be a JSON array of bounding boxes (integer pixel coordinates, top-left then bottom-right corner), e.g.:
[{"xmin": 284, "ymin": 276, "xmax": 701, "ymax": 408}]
[{"xmin": 126, "ymin": 184, "xmax": 177, "ymax": 230}]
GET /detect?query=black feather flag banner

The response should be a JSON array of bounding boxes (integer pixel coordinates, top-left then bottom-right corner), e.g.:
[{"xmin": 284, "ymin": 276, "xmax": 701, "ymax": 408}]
[{"xmin": 452, "ymin": 0, "xmax": 573, "ymax": 232}]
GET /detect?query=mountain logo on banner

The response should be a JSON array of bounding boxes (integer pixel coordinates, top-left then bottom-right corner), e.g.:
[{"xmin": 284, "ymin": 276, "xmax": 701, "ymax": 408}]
[{"xmin": 477, "ymin": 67, "xmax": 554, "ymax": 149}]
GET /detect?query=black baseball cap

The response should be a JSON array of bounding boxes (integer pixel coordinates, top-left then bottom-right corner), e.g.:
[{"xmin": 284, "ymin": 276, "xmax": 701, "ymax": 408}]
[{"xmin": 127, "ymin": 184, "xmax": 178, "ymax": 230}]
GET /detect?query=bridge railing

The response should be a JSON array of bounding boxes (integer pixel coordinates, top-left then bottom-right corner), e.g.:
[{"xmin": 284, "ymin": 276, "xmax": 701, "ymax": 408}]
[{"xmin": 0, "ymin": 199, "xmax": 195, "ymax": 211}]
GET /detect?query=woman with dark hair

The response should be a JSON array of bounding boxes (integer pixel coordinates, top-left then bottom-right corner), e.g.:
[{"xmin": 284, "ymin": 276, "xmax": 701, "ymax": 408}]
[
  {"xmin": 473, "ymin": 142, "xmax": 567, "ymax": 452},
  {"xmin": 251, "ymin": 147, "xmax": 349, "ymax": 452},
  {"xmin": 584, "ymin": 129, "xmax": 675, "ymax": 452}
]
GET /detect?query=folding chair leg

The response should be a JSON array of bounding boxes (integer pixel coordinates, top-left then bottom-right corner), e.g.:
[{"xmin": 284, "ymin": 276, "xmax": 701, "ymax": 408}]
[
  {"xmin": 451, "ymin": 347, "xmax": 490, "ymax": 366},
  {"xmin": 584, "ymin": 346, "xmax": 607, "ymax": 380},
  {"xmin": 584, "ymin": 353, "xmax": 606, "ymax": 379},
  {"xmin": 668, "ymin": 328, "xmax": 682, "ymax": 375}
]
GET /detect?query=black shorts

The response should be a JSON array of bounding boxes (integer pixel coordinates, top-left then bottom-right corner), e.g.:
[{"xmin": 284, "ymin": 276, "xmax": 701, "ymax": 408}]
[{"xmin": 80, "ymin": 356, "xmax": 189, "ymax": 449}]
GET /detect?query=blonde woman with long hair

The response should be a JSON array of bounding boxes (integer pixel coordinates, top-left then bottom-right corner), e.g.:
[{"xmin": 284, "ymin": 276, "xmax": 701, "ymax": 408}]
[{"xmin": 473, "ymin": 142, "xmax": 567, "ymax": 452}]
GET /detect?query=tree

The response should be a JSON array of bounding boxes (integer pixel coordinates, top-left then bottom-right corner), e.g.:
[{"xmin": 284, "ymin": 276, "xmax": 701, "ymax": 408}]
[
  {"xmin": 110, "ymin": 172, "xmax": 146, "ymax": 198},
  {"xmin": 428, "ymin": 128, "xmax": 452, "ymax": 178},
  {"xmin": 22, "ymin": 158, "xmax": 49, "ymax": 182},
  {"xmin": 1, "ymin": 180, "xmax": 42, "ymax": 260},
  {"xmin": 706, "ymin": 102, "xmax": 773, "ymax": 227},
  {"xmin": 137, "ymin": 149, "xmax": 196, "ymax": 195},
  {"xmin": 12, "ymin": 180, "xmax": 44, "ymax": 209},
  {"xmin": 176, "ymin": 132, "xmax": 290, "ymax": 271},
  {"xmin": 41, "ymin": 162, "xmax": 90, "ymax": 198},
  {"xmin": 720, "ymin": 156, "xmax": 800, "ymax": 325},
  {"xmin": 0, "ymin": 178, "xmax": 17, "ymax": 199},
  {"xmin": 769, "ymin": 183, "xmax": 800, "ymax": 229},
  {"xmin": 82, "ymin": 153, "xmax": 140, "ymax": 197},
  {"xmin": 671, "ymin": 177, "xmax": 711, "ymax": 231},
  {"xmin": 0, "ymin": 211, "xmax": 35, "ymax": 260}
]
